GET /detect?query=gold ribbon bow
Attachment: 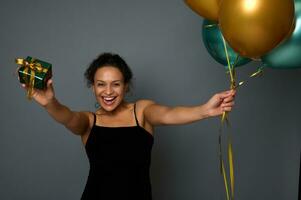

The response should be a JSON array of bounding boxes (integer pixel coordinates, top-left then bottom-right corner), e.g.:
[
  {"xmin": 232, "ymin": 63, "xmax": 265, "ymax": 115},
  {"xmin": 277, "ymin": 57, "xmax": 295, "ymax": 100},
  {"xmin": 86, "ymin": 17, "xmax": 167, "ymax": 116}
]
[{"xmin": 15, "ymin": 58, "xmax": 48, "ymax": 100}]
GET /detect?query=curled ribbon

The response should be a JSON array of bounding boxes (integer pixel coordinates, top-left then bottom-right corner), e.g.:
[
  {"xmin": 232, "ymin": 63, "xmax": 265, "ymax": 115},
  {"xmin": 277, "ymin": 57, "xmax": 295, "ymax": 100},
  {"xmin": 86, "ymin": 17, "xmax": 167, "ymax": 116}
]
[
  {"xmin": 15, "ymin": 58, "xmax": 48, "ymax": 100},
  {"xmin": 203, "ymin": 23, "xmax": 235, "ymax": 200},
  {"xmin": 204, "ymin": 24, "xmax": 264, "ymax": 200},
  {"xmin": 220, "ymin": 33, "xmax": 263, "ymax": 200},
  {"xmin": 220, "ymin": 35, "xmax": 235, "ymax": 200}
]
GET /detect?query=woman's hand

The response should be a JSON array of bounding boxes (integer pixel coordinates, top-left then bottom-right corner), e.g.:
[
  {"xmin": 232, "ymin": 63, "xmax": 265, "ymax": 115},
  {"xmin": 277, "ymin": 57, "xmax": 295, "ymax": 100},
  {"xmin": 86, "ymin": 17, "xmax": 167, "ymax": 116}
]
[
  {"xmin": 204, "ymin": 89, "xmax": 236, "ymax": 117},
  {"xmin": 21, "ymin": 79, "xmax": 55, "ymax": 107},
  {"xmin": 20, "ymin": 78, "xmax": 90, "ymax": 136}
]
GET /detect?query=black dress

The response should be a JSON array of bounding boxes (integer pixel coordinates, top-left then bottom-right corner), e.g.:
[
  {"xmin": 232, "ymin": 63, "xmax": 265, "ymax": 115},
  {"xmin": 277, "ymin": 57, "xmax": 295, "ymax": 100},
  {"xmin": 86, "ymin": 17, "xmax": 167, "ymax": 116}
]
[{"xmin": 81, "ymin": 104, "xmax": 154, "ymax": 200}]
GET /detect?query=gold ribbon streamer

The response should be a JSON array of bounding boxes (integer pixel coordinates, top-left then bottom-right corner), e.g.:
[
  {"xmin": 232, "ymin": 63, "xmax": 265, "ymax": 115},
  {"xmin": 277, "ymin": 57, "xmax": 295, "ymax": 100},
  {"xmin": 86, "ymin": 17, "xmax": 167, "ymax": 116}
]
[
  {"xmin": 220, "ymin": 34, "xmax": 263, "ymax": 200},
  {"xmin": 206, "ymin": 23, "xmax": 263, "ymax": 200},
  {"xmin": 219, "ymin": 134, "xmax": 231, "ymax": 200},
  {"xmin": 220, "ymin": 34, "xmax": 235, "ymax": 200},
  {"xmin": 15, "ymin": 58, "xmax": 48, "ymax": 100},
  {"xmin": 237, "ymin": 66, "xmax": 264, "ymax": 88},
  {"xmin": 228, "ymin": 137, "xmax": 234, "ymax": 199},
  {"xmin": 219, "ymin": 131, "xmax": 234, "ymax": 200}
]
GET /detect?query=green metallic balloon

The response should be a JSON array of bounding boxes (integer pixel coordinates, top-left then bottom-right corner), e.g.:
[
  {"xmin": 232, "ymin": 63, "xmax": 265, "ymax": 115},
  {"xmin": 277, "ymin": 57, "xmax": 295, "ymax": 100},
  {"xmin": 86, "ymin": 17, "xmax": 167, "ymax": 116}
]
[
  {"xmin": 262, "ymin": 0, "xmax": 301, "ymax": 69},
  {"xmin": 202, "ymin": 19, "xmax": 251, "ymax": 68}
]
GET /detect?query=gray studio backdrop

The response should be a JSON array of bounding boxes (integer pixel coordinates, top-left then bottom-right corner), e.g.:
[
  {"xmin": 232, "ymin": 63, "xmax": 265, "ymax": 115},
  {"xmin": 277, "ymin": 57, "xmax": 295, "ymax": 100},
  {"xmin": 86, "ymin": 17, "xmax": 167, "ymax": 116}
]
[{"xmin": 1, "ymin": 0, "xmax": 301, "ymax": 199}]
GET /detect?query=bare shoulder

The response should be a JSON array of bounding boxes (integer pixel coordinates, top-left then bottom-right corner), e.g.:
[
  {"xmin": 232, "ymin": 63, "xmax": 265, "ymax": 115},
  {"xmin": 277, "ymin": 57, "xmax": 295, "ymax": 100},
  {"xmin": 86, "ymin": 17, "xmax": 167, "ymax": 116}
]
[{"xmin": 136, "ymin": 99, "xmax": 156, "ymax": 110}]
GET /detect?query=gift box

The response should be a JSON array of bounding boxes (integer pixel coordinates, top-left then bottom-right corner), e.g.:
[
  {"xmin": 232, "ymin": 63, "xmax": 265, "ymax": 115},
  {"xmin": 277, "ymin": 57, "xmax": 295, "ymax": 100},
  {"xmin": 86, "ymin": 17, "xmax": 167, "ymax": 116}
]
[{"xmin": 16, "ymin": 56, "xmax": 52, "ymax": 99}]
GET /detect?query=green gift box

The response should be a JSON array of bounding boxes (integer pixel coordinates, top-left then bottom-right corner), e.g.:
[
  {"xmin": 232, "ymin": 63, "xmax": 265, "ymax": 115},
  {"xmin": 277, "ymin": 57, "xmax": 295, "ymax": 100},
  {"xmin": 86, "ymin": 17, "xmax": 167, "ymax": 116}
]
[{"xmin": 16, "ymin": 56, "xmax": 52, "ymax": 90}]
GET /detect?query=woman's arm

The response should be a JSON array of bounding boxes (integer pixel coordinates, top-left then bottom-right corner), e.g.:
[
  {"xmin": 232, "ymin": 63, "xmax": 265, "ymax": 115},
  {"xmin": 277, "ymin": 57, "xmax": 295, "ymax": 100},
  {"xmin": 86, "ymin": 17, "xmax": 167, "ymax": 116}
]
[
  {"xmin": 44, "ymin": 98, "xmax": 91, "ymax": 136},
  {"xmin": 143, "ymin": 89, "xmax": 236, "ymax": 126},
  {"xmin": 21, "ymin": 79, "xmax": 91, "ymax": 136}
]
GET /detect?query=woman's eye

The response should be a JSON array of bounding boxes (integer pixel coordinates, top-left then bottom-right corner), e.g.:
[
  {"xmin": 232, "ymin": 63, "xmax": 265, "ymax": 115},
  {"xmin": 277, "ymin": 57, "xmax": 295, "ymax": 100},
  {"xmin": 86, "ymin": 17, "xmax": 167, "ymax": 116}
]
[{"xmin": 97, "ymin": 83, "xmax": 105, "ymax": 87}]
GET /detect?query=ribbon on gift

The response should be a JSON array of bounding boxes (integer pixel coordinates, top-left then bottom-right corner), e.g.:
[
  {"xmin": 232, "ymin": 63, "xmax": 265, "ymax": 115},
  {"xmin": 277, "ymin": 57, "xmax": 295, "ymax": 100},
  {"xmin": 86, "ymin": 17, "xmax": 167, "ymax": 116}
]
[{"xmin": 15, "ymin": 58, "xmax": 48, "ymax": 100}]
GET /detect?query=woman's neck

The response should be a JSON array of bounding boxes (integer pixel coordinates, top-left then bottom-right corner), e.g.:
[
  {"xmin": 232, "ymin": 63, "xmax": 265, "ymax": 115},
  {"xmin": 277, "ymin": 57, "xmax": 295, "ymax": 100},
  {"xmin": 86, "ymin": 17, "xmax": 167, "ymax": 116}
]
[{"xmin": 98, "ymin": 101, "xmax": 130, "ymax": 116}]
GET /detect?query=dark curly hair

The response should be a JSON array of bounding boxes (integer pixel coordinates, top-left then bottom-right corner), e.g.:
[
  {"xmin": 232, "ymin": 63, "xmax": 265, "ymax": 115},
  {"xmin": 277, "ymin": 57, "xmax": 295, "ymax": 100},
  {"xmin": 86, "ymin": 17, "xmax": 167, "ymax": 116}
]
[{"xmin": 84, "ymin": 53, "xmax": 133, "ymax": 91}]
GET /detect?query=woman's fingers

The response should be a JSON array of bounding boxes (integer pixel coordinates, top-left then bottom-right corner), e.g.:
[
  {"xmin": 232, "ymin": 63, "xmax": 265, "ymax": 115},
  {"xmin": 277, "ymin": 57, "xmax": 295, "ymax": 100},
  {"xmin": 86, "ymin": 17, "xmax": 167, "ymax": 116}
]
[
  {"xmin": 47, "ymin": 78, "xmax": 52, "ymax": 86},
  {"xmin": 223, "ymin": 96, "xmax": 234, "ymax": 103},
  {"xmin": 221, "ymin": 101, "xmax": 235, "ymax": 112},
  {"xmin": 21, "ymin": 83, "xmax": 29, "ymax": 91},
  {"xmin": 218, "ymin": 89, "xmax": 236, "ymax": 105},
  {"xmin": 219, "ymin": 89, "xmax": 236, "ymax": 99},
  {"xmin": 222, "ymin": 106, "xmax": 233, "ymax": 112},
  {"xmin": 47, "ymin": 79, "xmax": 54, "ymax": 90},
  {"xmin": 214, "ymin": 90, "xmax": 236, "ymax": 114},
  {"xmin": 222, "ymin": 102, "xmax": 235, "ymax": 107}
]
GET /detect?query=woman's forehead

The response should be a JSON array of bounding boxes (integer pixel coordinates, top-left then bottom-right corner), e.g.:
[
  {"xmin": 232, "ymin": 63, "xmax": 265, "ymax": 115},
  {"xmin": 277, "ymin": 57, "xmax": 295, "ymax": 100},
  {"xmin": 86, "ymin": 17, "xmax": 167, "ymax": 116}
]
[{"xmin": 95, "ymin": 66, "xmax": 124, "ymax": 80}]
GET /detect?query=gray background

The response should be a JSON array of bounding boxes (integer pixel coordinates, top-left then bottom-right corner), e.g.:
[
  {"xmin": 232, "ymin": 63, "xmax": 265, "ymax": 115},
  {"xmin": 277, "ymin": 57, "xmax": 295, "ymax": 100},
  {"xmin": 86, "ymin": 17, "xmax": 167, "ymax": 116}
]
[{"xmin": 1, "ymin": 0, "xmax": 301, "ymax": 199}]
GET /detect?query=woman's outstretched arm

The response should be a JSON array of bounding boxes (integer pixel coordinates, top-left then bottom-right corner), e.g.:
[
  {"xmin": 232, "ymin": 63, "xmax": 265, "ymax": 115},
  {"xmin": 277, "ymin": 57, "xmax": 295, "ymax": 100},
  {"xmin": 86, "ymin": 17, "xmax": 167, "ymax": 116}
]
[
  {"xmin": 21, "ymin": 79, "xmax": 91, "ymax": 136},
  {"xmin": 143, "ymin": 89, "xmax": 236, "ymax": 126}
]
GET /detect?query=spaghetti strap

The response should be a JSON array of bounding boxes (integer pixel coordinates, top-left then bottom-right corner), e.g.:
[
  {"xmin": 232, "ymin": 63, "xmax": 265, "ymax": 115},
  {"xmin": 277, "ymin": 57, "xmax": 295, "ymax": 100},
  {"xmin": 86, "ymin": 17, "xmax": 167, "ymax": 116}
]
[
  {"xmin": 92, "ymin": 112, "xmax": 96, "ymax": 126},
  {"xmin": 133, "ymin": 103, "xmax": 140, "ymax": 127}
]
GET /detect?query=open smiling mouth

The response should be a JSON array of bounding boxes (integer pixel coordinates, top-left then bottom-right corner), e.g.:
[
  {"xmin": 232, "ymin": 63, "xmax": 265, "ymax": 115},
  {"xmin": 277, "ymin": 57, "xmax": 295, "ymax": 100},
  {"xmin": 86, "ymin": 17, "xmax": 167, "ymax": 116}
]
[{"xmin": 102, "ymin": 96, "xmax": 117, "ymax": 105}]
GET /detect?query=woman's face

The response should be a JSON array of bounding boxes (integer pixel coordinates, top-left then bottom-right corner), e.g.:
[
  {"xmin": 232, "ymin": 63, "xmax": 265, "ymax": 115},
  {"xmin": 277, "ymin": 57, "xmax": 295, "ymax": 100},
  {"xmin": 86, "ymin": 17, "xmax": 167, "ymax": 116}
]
[{"xmin": 92, "ymin": 66, "xmax": 128, "ymax": 112}]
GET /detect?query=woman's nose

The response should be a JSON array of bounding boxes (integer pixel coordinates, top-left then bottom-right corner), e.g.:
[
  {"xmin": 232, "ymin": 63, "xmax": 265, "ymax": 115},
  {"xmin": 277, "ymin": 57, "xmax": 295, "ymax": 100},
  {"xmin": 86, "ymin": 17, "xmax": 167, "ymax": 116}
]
[{"xmin": 105, "ymin": 86, "xmax": 113, "ymax": 95}]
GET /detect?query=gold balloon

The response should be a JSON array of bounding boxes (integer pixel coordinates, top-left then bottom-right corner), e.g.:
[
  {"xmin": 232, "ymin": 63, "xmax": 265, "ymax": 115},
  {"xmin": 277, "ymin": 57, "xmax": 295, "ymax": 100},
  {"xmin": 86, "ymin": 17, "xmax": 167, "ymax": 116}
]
[
  {"xmin": 185, "ymin": 0, "xmax": 221, "ymax": 21},
  {"xmin": 219, "ymin": 0, "xmax": 295, "ymax": 58}
]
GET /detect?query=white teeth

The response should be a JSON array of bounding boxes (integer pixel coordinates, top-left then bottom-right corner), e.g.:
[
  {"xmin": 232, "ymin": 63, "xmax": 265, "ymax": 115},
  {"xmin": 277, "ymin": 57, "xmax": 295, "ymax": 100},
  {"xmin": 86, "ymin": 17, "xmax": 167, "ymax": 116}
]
[
  {"xmin": 104, "ymin": 97, "xmax": 115, "ymax": 100},
  {"xmin": 103, "ymin": 97, "xmax": 116, "ymax": 105}
]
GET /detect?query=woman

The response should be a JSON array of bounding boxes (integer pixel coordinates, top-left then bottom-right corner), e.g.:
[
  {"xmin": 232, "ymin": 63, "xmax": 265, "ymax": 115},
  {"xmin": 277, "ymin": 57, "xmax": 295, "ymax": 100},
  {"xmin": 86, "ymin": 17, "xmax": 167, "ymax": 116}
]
[{"xmin": 20, "ymin": 53, "xmax": 235, "ymax": 200}]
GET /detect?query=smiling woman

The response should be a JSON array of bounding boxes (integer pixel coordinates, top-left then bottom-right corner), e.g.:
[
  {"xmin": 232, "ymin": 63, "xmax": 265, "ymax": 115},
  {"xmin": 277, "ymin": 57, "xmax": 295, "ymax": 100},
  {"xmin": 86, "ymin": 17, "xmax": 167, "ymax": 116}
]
[
  {"xmin": 19, "ymin": 52, "xmax": 235, "ymax": 200},
  {"xmin": 85, "ymin": 53, "xmax": 133, "ymax": 112}
]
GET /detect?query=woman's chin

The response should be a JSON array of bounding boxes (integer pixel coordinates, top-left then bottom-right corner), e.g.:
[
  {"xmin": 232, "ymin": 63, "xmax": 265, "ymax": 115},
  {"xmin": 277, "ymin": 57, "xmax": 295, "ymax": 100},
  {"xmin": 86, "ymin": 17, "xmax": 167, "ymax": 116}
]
[
  {"xmin": 99, "ymin": 100, "xmax": 121, "ymax": 112},
  {"xmin": 102, "ymin": 106, "xmax": 116, "ymax": 112}
]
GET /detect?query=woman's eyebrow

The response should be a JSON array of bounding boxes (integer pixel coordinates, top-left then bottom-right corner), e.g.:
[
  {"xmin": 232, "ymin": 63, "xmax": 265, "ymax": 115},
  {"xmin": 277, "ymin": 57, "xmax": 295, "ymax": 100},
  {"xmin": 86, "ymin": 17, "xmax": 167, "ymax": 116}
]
[{"xmin": 95, "ymin": 80, "xmax": 122, "ymax": 82}]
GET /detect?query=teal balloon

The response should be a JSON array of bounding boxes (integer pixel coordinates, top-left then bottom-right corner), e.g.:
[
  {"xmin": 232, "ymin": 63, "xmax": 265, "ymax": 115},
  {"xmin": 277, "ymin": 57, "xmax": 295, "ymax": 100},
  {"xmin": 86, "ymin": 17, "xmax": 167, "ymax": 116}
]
[
  {"xmin": 202, "ymin": 20, "xmax": 251, "ymax": 68},
  {"xmin": 262, "ymin": 0, "xmax": 301, "ymax": 69}
]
